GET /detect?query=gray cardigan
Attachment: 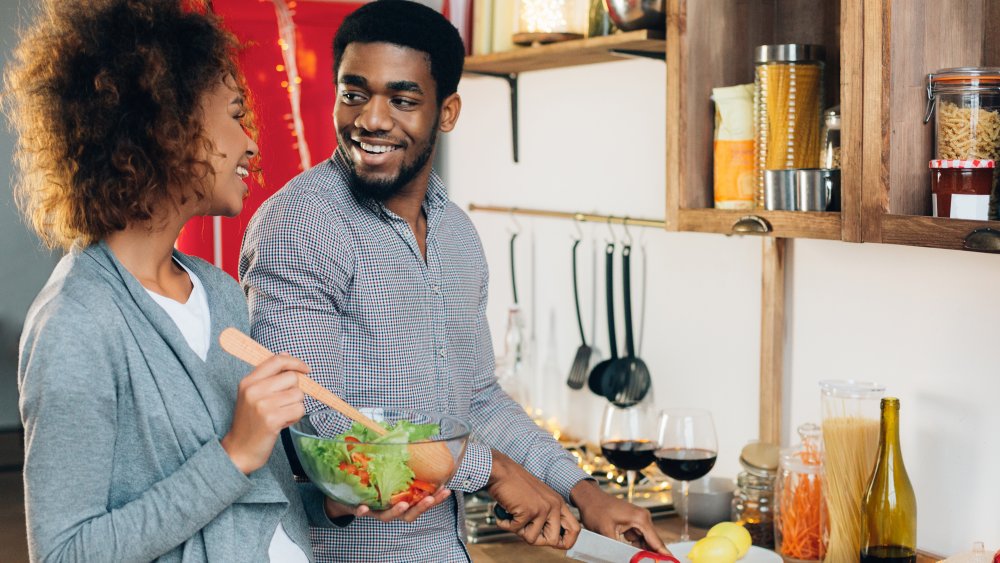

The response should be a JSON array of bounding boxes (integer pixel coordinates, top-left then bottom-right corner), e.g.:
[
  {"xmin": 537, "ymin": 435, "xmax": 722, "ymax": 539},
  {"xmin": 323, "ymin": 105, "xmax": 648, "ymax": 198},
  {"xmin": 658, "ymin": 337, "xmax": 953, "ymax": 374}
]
[{"xmin": 18, "ymin": 242, "xmax": 331, "ymax": 562}]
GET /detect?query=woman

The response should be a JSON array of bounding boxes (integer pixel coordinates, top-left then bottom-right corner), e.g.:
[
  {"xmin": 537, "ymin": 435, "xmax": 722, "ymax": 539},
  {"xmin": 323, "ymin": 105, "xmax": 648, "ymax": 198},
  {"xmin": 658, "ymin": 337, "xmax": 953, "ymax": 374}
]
[{"xmin": 4, "ymin": 1, "xmax": 338, "ymax": 560}]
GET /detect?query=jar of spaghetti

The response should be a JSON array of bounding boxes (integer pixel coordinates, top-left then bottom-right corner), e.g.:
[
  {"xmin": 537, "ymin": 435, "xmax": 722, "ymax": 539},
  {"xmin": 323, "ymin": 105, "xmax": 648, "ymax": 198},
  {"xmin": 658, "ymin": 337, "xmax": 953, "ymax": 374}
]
[
  {"xmin": 931, "ymin": 159, "xmax": 994, "ymax": 220},
  {"xmin": 819, "ymin": 380, "xmax": 884, "ymax": 563},
  {"xmin": 753, "ymin": 44, "xmax": 825, "ymax": 208},
  {"xmin": 775, "ymin": 423, "xmax": 826, "ymax": 562},
  {"xmin": 926, "ymin": 68, "xmax": 1000, "ymax": 218}
]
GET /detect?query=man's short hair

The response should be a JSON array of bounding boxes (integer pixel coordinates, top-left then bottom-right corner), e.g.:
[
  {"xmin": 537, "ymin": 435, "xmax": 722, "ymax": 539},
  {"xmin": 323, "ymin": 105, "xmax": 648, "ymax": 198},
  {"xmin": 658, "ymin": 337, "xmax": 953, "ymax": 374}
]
[{"xmin": 333, "ymin": 0, "xmax": 465, "ymax": 104}]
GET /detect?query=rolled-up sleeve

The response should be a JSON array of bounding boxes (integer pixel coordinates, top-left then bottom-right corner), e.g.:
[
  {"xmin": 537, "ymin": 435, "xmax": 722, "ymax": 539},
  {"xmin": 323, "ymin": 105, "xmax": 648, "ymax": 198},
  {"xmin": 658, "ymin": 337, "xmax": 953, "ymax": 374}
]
[{"xmin": 459, "ymin": 238, "xmax": 590, "ymax": 499}]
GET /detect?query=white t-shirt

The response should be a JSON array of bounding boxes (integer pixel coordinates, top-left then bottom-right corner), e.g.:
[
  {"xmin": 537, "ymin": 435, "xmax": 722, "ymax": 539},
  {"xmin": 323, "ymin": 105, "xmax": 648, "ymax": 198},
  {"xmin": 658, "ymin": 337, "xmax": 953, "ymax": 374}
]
[{"xmin": 146, "ymin": 262, "xmax": 308, "ymax": 563}]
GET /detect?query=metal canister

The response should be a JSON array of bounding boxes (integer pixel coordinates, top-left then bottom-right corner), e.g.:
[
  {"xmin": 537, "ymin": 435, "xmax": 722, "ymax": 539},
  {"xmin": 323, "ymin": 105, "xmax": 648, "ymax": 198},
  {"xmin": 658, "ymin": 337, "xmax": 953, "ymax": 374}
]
[{"xmin": 753, "ymin": 44, "xmax": 825, "ymax": 208}]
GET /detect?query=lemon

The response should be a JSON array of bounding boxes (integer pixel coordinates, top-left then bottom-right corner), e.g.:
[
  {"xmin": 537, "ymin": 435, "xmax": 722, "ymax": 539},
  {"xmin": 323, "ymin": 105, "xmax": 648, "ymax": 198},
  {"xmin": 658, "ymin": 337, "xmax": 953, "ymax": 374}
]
[
  {"xmin": 688, "ymin": 536, "xmax": 739, "ymax": 563},
  {"xmin": 706, "ymin": 522, "xmax": 752, "ymax": 558}
]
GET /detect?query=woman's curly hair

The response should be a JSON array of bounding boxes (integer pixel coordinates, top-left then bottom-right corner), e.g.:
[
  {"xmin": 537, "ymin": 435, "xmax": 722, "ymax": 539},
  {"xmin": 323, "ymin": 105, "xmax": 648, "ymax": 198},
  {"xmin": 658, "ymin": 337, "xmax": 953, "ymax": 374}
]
[{"xmin": 3, "ymin": 0, "xmax": 255, "ymax": 249}]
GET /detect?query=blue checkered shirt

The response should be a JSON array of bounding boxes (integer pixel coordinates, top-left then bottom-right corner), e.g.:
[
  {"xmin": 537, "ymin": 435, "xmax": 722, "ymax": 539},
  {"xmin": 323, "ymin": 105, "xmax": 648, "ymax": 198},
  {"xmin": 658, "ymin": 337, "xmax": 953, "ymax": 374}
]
[{"xmin": 239, "ymin": 152, "xmax": 589, "ymax": 562}]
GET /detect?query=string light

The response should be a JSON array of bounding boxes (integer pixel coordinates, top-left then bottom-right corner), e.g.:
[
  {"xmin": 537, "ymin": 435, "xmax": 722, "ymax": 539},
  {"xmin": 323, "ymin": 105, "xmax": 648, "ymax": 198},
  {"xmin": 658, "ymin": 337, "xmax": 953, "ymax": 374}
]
[
  {"xmin": 271, "ymin": 0, "xmax": 311, "ymax": 171},
  {"xmin": 519, "ymin": 0, "xmax": 569, "ymax": 33}
]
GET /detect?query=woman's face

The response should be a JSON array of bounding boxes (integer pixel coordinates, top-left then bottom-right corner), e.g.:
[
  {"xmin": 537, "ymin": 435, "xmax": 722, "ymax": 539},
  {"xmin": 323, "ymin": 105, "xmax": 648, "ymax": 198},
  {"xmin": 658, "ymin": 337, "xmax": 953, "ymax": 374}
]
[{"xmin": 196, "ymin": 76, "xmax": 257, "ymax": 217}]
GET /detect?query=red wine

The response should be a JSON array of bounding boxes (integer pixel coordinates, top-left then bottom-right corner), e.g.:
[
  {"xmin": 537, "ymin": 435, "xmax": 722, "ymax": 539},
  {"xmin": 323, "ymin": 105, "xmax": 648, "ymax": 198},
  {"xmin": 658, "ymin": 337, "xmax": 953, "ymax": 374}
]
[
  {"xmin": 653, "ymin": 447, "xmax": 717, "ymax": 481},
  {"xmin": 601, "ymin": 440, "xmax": 656, "ymax": 471},
  {"xmin": 860, "ymin": 546, "xmax": 917, "ymax": 563}
]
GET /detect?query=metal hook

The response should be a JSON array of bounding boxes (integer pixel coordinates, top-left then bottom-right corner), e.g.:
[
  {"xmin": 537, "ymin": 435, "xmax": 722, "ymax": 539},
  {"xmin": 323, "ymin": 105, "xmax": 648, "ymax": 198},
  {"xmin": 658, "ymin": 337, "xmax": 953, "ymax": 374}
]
[
  {"xmin": 571, "ymin": 214, "xmax": 584, "ymax": 241},
  {"xmin": 622, "ymin": 217, "xmax": 633, "ymax": 246},
  {"xmin": 605, "ymin": 216, "xmax": 617, "ymax": 244},
  {"xmin": 508, "ymin": 208, "xmax": 522, "ymax": 235}
]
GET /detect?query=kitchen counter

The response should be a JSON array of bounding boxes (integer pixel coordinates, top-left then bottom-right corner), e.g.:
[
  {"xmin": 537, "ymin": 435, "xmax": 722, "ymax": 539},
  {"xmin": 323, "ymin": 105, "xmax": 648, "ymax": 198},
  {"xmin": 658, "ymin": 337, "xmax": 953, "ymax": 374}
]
[{"xmin": 467, "ymin": 517, "xmax": 940, "ymax": 562}]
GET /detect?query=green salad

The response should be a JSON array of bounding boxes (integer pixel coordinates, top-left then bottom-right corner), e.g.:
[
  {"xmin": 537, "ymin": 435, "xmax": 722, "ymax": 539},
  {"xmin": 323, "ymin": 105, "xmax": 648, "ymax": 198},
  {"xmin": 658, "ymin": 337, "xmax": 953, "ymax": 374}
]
[{"xmin": 297, "ymin": 420, "xmax": 441, "ymax": 509}]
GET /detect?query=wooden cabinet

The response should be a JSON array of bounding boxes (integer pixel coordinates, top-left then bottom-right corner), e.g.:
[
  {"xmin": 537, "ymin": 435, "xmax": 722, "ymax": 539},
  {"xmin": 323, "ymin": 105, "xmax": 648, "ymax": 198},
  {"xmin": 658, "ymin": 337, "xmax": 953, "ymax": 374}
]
[
  {"xmin": 862, "ymin": 0, "xmax": 1000, "ymax": 251},
  {"xmin": 664, "ymin": 0, "xmax": 862, "ymax": 242},
  {"xmin": 464, "ymin": 1, "xmax": 1000, "ymax": 254}
]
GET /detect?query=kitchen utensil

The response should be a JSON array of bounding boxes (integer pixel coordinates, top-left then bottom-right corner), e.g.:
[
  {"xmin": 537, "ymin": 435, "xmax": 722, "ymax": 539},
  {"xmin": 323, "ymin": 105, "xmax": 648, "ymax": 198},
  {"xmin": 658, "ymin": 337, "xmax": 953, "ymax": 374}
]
[
  {"xmin": 603, "ymin": 0, "xmax": 665, "ymax": 32},
  {"xmin": 796, "ymin": 168, "xmax": 840, "ymax": 211},
  {"xmin": 665, "ymin": 542, "xmax": 782, "ymax": 563},
  {"xmin": 568, "ymin": 529, "xmax": 679, "ymax": 563},
  {"xmin": 509, "ymin": 230, "xmax": 519, "ymax": 305},
  {"xmin": 602, "ymin": 242, "xmax": 651, "ymax": 407},
  {"xmin": 567, "ymin": 238, "xmax": 593, "ymax": 389},
  {"xmin": 587, "ymin": 242, "xmax": 617, "ymax": 396},
  {"xmin": 494, "ymin": 504, "xmax": 678, "ymax": 563},
  {"xmin": 763, "ymin": 169, "xmax": 797, "ymax": 210},
  {"xmin": 290, "ymin": 407, "xmax": 470, "ymax": 509},
  {"xmin": 219, "ymin": 327, "xmax": 456, "ymax": 483},
  {"xmin": 667, "ymin": 476, "xmax": 735, "ymax": 529}
]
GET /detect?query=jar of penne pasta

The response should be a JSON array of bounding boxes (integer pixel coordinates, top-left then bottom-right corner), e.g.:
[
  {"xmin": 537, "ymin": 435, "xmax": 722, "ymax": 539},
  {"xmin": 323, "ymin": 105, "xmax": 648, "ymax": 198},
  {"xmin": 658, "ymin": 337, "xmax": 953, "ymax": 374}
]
[
  {"xmin": 753, "ymin": 44, "xmax": 825, "ymax": 209},
  {"xmin": 926, "ymin": 68, "xmax": 1000, "ymax": 218}
]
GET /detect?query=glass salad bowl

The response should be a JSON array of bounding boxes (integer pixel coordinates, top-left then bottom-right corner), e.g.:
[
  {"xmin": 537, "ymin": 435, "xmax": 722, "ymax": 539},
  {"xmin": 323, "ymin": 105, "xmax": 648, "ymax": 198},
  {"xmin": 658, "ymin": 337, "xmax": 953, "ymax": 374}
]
[{"xmin": 290, "ymin": 408, "xmax": 471, "ymax": 510}]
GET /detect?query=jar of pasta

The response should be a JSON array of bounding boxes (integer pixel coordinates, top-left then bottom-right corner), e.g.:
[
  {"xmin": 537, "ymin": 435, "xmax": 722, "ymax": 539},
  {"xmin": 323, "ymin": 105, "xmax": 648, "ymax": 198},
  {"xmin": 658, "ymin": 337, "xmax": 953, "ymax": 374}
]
[
  {"xmin": 926, "ymin": 68, "xmax": 1000, "ymax": 218},
  {"xmin": 753, "ymin": 44, "xmax": 825, "ymax": 208}
]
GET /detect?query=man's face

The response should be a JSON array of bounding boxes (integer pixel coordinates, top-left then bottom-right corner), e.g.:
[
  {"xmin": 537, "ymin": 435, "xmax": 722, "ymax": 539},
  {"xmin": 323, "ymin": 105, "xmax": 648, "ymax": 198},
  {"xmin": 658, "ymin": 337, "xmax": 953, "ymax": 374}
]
[{"xmin": 334, "ymin": 42, "xmax": 452, "ymax": 202}]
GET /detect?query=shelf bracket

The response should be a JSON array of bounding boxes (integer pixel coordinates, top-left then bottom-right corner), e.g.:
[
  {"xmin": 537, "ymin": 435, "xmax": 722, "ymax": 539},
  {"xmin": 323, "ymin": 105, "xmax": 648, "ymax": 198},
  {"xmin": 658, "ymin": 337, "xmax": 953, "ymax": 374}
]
[{"xmin": 465, "ymin": 71, "xmax": 520, "ymax": 163}]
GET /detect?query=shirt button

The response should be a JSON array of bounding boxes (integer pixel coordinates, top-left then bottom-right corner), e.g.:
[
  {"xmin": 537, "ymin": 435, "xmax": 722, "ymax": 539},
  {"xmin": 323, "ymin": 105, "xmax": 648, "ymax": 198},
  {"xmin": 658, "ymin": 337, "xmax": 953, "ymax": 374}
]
[
  {"xmin": 431, "ymin": 284, "xmax": 441, "ymax": 294},
  {"xmin": 438, "ymin": 347, "xmax": 447, "ymax": 358},
  {"xmin": 463, "ymin": 480, "xmax": 473, "ymax": 489}
]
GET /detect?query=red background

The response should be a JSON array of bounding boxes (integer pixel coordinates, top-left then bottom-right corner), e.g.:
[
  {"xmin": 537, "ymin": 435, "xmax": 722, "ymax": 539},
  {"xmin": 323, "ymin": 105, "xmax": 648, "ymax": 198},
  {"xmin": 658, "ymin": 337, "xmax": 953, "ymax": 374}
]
[{"xmin": 177, "ymin": 0, "xmax": 361, "ymax": 276}]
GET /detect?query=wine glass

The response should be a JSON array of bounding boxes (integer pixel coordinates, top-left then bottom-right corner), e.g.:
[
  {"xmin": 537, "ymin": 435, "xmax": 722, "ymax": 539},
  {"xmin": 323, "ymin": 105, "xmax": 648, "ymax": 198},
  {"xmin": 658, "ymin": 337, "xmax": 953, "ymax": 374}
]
[
  {"xmin": 655, "ymin": 408, "xmax": 718, "ymax": 541},
  {"xmin": 599, "ymin": 403, "xmax": 655, "ymax": 504}
]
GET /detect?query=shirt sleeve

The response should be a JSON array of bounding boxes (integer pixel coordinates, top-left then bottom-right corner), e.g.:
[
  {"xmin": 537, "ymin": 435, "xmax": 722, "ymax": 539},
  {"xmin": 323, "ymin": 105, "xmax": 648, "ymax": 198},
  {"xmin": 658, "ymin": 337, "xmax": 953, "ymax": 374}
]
[
  {"xmin": 454, "ymin": 236, "xmax": 591, "ymax": 500},
  {"xmin": 240, "ymin": 190, "xmax": 355, "ymax": 420},
  {"xmin": 19, "ymin": 297, "xmax": 252, "ymax": 563}
]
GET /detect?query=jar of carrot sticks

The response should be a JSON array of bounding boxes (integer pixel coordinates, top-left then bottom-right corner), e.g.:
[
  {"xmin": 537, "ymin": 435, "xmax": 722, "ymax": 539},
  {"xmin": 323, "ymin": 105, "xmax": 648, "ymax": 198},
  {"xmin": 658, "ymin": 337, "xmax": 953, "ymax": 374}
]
[
  {"xmin": 753, "ymin": 44, "xmax": 825, "ymax": 208},
  {"xmin": 775, "ymin": 423, "xmax": 827, "ymax": 562}
]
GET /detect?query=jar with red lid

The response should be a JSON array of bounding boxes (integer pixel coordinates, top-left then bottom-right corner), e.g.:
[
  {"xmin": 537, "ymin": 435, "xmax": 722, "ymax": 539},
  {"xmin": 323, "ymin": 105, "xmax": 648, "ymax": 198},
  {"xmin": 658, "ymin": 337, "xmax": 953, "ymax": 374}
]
[
  {"xmin": 926, "ymin": 67, "xmax": 1000, "ymax": 217},
  {"xmin": 930, "ymin": 159, "xmax": 994, "ymax": 220}
]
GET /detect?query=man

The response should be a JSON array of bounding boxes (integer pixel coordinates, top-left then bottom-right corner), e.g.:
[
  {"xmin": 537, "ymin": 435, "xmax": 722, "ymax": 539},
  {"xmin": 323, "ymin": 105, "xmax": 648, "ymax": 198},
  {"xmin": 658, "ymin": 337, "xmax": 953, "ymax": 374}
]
[{"xmin": 240, "ymin": 1, "xmax": 669, "ymax": 560}]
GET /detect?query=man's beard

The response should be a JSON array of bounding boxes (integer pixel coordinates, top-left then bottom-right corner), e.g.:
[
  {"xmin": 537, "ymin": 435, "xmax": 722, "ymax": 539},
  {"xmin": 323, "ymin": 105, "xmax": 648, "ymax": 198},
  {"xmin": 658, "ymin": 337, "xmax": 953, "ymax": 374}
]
[{"xmin": 340, "ymin": 127, "xmax": 437, "ymax": 204}]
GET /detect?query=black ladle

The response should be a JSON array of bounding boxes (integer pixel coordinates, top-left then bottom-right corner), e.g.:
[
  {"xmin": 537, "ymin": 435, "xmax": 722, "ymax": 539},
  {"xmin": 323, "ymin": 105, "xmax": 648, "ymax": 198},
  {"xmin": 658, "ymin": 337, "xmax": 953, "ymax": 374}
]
[
  {"xmin": 587, "ymin": 242, "xmax": 617, "ymax": 396},
  {"xmin": 602, "ymin": 242, "xmax": 651, "ymax": 407}
]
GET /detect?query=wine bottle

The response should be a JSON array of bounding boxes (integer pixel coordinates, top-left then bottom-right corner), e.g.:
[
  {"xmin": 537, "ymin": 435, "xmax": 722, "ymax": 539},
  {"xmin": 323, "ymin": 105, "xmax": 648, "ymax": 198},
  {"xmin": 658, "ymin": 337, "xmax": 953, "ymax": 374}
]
[{"xmin": 860, "ymin": 397, "xmax": 917, "ymax": 563}]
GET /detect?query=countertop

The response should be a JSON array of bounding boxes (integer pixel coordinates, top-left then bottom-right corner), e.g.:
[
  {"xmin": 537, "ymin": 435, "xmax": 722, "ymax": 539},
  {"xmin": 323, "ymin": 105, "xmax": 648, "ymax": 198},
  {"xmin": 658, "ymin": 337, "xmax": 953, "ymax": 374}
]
[{"xmin": 467, "ymin": 516, "xmax": 940, "ymax": 562}]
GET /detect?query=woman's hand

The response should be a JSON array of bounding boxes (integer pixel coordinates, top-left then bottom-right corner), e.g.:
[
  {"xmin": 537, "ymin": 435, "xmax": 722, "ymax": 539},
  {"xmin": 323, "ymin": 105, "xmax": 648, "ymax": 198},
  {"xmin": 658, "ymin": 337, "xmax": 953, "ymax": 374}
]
[{"xmin": 221, "ymin": 353, "xmax": 309, "ymax": 474}]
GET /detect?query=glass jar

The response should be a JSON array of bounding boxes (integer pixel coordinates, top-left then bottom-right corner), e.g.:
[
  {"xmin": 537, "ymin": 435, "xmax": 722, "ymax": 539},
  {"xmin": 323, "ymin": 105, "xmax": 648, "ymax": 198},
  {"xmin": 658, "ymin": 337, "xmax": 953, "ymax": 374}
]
[
  {"xmin": 925, "ymin": 68, "xmax": 1000, "ymax": 218},
  {"xmin": 931, "ymin": 159, "xmax": 994, "ymax": 220},
  {"xmin": 775, "ymin": 423, "xmax": 827, "ymax": 562},
  {"xmin": 732, "ymin": 442, "xmax": 778, "ymax": 549},
  {"xmin": 819, "ymin": 380, "xmax": 884, "ymax": 563},
  {"xmin": 515, "ymin": 0, "xmax": 587, "ymax": 44},
  {"xmin": 821, "ymin": 105, "xmax": 841, "ymax": 169},
  {"xmin": 753, "ymin": 44, "xmax": 825, "ymax": 208}
]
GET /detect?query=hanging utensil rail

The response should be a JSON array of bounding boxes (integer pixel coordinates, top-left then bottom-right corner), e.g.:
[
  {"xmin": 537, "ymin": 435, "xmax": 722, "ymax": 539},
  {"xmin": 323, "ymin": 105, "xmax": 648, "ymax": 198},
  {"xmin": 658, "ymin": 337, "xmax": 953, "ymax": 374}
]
[{"xmin": 468, "ymin": 204, "xmax": 665, "ymax": 229}]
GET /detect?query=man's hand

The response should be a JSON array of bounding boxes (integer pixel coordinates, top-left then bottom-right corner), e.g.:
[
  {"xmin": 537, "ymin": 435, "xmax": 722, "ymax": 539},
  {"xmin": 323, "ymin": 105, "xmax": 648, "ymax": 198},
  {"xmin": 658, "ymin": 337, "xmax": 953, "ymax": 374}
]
[
  {"xmin": 487, "ymin": 450, "xmax": 581, "ymax": 549},
  {"xmin": 324, "ymin": 487, "xmax": 452, "ymax": 523},
  {"xmin": 570, "ymin": 479, "xmax": 670, "ymax": 555}
]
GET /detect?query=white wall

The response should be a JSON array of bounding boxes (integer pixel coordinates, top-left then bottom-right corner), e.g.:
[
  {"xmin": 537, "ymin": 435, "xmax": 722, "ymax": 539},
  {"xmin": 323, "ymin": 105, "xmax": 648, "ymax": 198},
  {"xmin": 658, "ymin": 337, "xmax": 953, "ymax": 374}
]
[{"xmin": 443, "ymin": 58, "xmax": 1000, "ymax": 556}]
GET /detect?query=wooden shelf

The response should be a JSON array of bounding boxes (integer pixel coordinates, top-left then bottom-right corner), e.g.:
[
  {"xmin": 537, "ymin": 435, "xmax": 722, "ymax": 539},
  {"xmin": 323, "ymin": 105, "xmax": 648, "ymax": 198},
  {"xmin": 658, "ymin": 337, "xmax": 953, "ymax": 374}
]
[
  {"xmin": 664, "ymin": 0, "xmax": 859, "ymax": 242},
  {"xmin": 464, "ymin": 30, "xmax": 665, "ymax": 75},
  {"xmin": 676, "ymin": 209, "xmax": 843, "ymax": 240}
]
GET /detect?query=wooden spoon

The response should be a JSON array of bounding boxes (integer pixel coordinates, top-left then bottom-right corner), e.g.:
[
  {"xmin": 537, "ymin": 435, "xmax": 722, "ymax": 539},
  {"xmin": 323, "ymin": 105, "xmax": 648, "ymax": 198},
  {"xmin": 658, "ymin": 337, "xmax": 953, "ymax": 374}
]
[{"xmin": 219, "ymin": 327, "xmax": 455, "ymax": 484}]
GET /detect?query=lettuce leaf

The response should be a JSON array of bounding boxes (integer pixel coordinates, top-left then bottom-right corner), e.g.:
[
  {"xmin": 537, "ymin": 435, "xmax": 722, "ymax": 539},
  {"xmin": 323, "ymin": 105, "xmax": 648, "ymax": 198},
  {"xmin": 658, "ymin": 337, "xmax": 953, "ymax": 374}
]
[{"xmin": 297, "ymin": 419, "xmax": 440, "ymax": 508}]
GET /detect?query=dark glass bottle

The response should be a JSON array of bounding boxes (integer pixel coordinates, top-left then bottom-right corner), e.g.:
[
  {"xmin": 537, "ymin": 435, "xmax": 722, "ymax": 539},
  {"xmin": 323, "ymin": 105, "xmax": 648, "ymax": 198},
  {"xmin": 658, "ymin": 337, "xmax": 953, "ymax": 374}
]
[{"xmin": 860, "ymin": 398, "xmax": 917, "ymax": 563}]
